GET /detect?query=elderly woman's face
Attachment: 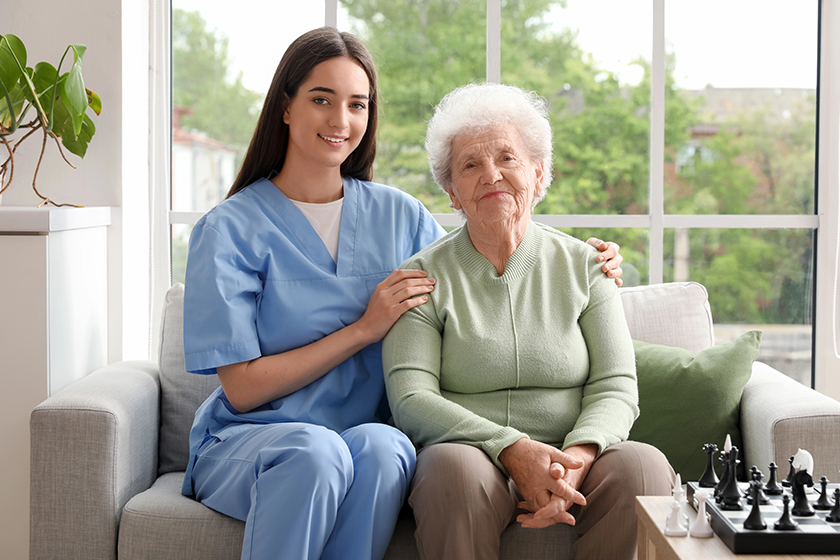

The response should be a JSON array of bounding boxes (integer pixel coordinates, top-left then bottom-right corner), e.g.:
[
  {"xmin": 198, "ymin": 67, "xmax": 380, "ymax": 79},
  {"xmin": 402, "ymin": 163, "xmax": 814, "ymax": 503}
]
[{"xmin": 448, "ymin": 124, "xmax": 544, "ymax": 226}]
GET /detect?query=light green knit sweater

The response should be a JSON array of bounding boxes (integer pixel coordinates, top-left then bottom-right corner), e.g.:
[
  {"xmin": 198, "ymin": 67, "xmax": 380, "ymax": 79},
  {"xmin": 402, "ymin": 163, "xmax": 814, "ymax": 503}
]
[{"xmin": 382, "ymin": 221, "xmax": 638, "ymax": 473}]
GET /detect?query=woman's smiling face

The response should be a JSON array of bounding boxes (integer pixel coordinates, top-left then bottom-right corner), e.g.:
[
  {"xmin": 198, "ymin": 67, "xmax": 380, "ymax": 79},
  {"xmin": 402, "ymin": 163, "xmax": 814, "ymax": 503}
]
[
  {"xmin": 448, "ymin": 123, "xmax": 544, "ymax": 227},
  {"xmin": 283, "ymin": 56, "xmax": 371, "ymax": 173}
]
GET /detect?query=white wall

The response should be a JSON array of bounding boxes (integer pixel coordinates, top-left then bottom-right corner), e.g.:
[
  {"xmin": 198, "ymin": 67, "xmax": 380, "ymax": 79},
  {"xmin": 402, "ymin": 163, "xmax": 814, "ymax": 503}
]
[{"xmin": 3, "ymin": 0, "xmax": 152, "ymax": 363}]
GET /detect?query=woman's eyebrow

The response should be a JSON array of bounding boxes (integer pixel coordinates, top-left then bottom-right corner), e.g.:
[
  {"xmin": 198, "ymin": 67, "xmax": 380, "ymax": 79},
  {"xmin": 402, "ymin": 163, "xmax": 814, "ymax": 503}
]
[{"xmin": 308, "ymin": 86, "xmax": 369, "ymax": 100}]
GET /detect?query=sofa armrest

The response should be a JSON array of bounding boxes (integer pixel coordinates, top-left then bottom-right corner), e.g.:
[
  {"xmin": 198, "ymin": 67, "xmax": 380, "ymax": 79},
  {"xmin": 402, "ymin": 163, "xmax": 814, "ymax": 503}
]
[
  {"xmin": 740, "ymin": 361, "xmax": 840, "ymax": 479},
  {"xmin": 30, "ymin": 360, "xmax": 161, "ymax": 560}
]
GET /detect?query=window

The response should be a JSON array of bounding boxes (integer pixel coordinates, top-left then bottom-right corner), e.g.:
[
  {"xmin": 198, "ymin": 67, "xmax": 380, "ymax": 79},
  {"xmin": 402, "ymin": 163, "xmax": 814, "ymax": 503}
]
[{"xmin": 162, "ymin": 0, "xmax": 837, "ymax": 391}]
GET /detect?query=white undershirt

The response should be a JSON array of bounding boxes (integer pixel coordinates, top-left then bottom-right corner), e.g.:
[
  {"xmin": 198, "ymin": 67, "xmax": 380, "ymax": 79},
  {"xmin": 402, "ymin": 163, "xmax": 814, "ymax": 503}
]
[{"xmin": 291, "ymin": 197, "xmax": 344, "ymax": 263}]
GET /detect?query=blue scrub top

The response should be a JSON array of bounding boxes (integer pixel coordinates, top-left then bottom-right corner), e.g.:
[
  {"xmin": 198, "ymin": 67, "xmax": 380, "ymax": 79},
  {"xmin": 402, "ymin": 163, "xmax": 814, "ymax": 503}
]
[{"xmin": 181, "ymin": 177, "xmax": 444, "ymax": 496}]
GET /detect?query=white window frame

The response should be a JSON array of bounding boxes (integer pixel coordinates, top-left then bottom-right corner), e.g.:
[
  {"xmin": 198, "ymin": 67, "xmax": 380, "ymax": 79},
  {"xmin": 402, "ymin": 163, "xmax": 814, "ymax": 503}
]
[{"xmin": 152, "ymin": 0, "xmax": 840, "ymax": 398}]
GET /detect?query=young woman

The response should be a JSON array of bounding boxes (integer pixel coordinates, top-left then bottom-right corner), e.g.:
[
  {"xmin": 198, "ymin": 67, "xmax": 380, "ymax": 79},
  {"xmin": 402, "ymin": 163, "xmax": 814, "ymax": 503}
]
[{"xmin": 180, "ymin": 27, "xmax": 623, "ymax": 560}]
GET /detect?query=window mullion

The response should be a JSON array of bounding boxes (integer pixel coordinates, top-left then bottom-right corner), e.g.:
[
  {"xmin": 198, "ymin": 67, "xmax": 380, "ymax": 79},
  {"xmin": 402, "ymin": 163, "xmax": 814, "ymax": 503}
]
[
  {"xmin": 487, "ymin": 0, "xmax": 501, "ymax": 83},
  {"xmin": 649, "ymin": 0, "xmax": 666, "ymax": 284},
  {"xmin": 325, "ymin": 0, "xmax": 338, "ymax": 28}
]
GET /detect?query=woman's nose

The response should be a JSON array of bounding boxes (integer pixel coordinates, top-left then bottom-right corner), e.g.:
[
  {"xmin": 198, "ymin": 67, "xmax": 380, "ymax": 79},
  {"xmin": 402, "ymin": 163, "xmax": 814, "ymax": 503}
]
[
  {"xmin": 330, "ymin": 106, "xmax": 350, "ymax": 130},
  {"xmin": 481, "ymin": 163, "xmax": 503, "ymax": 184}
]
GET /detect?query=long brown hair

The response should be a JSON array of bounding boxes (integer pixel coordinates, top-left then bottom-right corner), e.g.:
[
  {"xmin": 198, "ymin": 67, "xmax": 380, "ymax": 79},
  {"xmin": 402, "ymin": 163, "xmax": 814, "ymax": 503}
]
[{"xmin": 226, "ymin": 27, "xmax": 379, "ymax": 199}]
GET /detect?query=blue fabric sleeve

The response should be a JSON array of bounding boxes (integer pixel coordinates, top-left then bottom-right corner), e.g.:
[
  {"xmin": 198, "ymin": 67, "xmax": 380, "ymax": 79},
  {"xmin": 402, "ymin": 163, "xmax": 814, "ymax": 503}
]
[
  {"xmin": 183, "ymin": 221, "xmax": 263, "ymax": 375},
  {"xmin": 413, "ymin": 199, "xmax": 446, "ymax": 255}
]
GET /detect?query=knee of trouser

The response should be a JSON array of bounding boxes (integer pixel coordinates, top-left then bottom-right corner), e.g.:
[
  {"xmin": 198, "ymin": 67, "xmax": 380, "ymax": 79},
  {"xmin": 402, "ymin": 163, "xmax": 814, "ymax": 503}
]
[
  {"xmin": 341, "ymin": 423, "xmax": 417, "ymax": 481},
  {"xmin": 257, "ymin": 424, "xmax": 354, "ymax": 489},
  {"xmin": 411, "ymin": 444, "xmax": 507, "ymax": 513},
  {"xmin": 595, "ymin": 441, "xmax": 675, "ymax": 499}
]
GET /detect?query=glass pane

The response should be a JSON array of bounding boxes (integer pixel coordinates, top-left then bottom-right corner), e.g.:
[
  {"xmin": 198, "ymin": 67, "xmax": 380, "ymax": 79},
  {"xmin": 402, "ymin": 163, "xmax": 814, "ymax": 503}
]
[
  {"xmin": 340, "ymin": 0, "xmax": 485, "ymax": 213},
  {"xmin": 664, "ymin": 1, "xmax": 818, "ymax": 215},
  {"xmin": 171, "ymin": 224, "xmax": 194, "ymax": 286},
  {"xmin": 551, "ymin": 227, "xmax": 650, "ymax": 287},
  {"xmin": 664, "ymin": 228, "xmax": 813, "ymax": 385},
  {"xmin": 502, "ymin": 0, "xmax": 651, "ymax": 216},
  {"xmin": 171, "ymin": 1, "xmax": 325, "ymax": 212}
]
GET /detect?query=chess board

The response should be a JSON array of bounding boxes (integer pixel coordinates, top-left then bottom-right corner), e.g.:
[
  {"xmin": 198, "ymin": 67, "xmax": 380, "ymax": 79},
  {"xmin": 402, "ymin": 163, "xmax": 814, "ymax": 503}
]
[{"xmin": 687, "ymin": 481, "xmax": 840, "ymax": 554}]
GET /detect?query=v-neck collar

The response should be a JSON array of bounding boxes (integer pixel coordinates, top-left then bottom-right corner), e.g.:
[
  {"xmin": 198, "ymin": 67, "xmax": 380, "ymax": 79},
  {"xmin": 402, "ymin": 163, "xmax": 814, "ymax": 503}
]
[{"xmin": 253, "ymin": 177, "xmax": 358, "ymax": 277}]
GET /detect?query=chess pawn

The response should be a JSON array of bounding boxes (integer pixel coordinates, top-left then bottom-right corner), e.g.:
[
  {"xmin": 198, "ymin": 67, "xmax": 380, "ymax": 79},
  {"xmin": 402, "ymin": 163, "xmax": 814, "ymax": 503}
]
[
  {"xmin": 827, "ymin": 488, "xmax": 840, "ymax": 523},
  {"xmin": 743, "ymin": 480, "xmax": 767, "ymax": 531},
  {"xmin": 764, "ymin": 462, "xmax": 783, "ymax": 495},
  {"xmin": 773, "ymin": 493, "xmax": 799, "ymax": 531},
  {"xmin": 689, "ymin": 490, "xmax": 714, "ymax": 538},
  {"xmin": 699, "ymin": 443, "xmax": 719, "ymax": 487},
  {"xmin": 781, "ymin": 455, "xmax": 796, "ymax": 487},
  {"xmin": 671, "ymin": 473, "xmax": 689, "ymax": 528},
  {"xmin": 746, "ymin": 468, "xmax": 770, "ymax": 505},
  {"xmin": 664, "ymin": 500, "xmax": 688, "ymax": 536},
  {"xmin": 815, "ymin": 477, "xmax": 834, "ymax": 510}
]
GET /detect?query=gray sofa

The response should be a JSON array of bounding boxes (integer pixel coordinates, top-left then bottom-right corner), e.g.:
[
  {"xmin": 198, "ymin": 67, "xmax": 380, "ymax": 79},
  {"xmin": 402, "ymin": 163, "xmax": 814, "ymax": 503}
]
[{"xmin": 30, "ymin": 281, "xmax": 840, "ymax": 560}]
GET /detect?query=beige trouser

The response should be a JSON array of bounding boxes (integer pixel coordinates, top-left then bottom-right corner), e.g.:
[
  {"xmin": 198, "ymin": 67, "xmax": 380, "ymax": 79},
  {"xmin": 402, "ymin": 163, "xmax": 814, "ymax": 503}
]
[{"xmin": 408, "ymin": 441, "xmax": 675, "ymax": 560}]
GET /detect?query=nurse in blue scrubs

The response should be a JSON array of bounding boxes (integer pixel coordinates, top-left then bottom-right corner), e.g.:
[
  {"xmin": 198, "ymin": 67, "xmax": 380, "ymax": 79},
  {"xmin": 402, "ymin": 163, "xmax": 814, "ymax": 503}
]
[{"xmin": 180, "ymin": 27, "xmax": 624, "ymax": 560}]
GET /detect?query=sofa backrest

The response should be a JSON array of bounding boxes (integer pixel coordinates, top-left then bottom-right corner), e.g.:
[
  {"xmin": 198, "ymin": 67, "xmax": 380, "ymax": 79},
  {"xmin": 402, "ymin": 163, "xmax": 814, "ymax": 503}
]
[
  {"xmin": 619, "ymin": 282, "xmax": 714, "ymax": 354},
  {"xmin": 158, "ymin": 284, "xmax": 221, "ymax": 475},
  {"xmin": 157, "ymin": 280, "xmax": 715, "ymax": 474}
]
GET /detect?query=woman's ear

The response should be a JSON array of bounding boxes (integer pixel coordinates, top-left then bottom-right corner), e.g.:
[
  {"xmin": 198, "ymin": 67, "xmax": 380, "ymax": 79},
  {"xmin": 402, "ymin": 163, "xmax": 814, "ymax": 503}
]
[
  {"xmin": 533, "ymin": 160, "xmax": 546, "ymax": 194},
  {"xmin": 446, "ymin": 184, "xmax": 462, "ymax": 211},
  {"xmin": 282, "ymin": 93, "xmax": 291, "ymax": 125}
]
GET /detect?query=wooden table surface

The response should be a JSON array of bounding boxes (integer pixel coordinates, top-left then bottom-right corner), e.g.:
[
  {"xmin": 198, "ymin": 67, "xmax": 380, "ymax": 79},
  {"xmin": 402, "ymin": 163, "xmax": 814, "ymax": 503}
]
[{"xmin": 636, "ymin": 496, "xmax": 840, "ymax": 560}]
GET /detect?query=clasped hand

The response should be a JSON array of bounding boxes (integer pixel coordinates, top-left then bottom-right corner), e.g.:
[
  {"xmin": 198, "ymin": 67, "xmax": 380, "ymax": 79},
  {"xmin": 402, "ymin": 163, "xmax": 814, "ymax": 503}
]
[{"xmin": 498, "ymin": 439, "xmax": 597, "ymax": 529}]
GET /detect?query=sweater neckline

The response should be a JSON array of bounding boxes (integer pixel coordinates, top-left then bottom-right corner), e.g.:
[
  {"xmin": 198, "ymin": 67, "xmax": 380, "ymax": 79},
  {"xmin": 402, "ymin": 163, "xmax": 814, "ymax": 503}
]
[{"xmin": 455, "ymin": 221, "xmax": 542, "ymax": 284}]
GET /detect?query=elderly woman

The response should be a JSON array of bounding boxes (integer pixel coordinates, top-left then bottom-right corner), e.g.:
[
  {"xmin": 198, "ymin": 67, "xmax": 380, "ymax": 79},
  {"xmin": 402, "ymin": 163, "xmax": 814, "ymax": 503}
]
[{"xmin": 382, "ymin": 83, "xmax": 675, "ymax": 560}]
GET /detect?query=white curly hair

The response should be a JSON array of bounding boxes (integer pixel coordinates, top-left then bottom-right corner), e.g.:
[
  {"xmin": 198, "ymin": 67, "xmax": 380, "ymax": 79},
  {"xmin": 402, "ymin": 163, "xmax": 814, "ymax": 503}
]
[{"xmin": 424, "ymin": 82, "xmax": 554, "ymax": 209}]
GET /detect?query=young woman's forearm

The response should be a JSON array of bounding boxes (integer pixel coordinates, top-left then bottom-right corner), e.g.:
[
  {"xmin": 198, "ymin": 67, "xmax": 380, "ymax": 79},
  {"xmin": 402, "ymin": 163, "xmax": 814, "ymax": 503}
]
[{"xmin": 217, "ymin": 322, "xmax": 374, "ymax": 413}]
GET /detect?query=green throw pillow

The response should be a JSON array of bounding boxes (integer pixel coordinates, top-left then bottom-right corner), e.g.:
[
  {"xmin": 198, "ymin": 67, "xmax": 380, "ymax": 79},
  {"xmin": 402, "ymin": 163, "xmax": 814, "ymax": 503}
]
[{"xmin": 627, "ymin": 330, "xmax": 762, "ymax": 482}]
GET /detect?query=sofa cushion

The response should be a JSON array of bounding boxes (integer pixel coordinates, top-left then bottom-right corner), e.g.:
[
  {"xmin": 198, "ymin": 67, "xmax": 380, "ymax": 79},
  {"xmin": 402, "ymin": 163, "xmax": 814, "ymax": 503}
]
[
  {"xmin": 158, "ymin": 283, "xmax": 221, "ymax": 474},
  {"xmin": 628, "ymin": 330, "xmax": 762, "ymax": 481},
  {"xmin": 620, "ymin": 282, "xmax": 714, "ymax": 354},
  {"xmin": 119, "ymin": 472, "xmax": 244, "ymax": 560}
]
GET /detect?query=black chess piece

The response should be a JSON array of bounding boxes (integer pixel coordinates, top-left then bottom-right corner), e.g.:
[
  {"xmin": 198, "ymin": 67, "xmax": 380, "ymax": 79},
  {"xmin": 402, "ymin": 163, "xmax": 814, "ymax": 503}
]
[
  {"xmin": 720, "ymin": 446, "xmax": 744, "ymax": 511},
  {"xmin": 715, "ymin": 449, "xmax": 732, "ymax": 502},
  {"xmin": 781, "ymin": 455, "xmax": 795, "ymax": 487},
  {"xmin": 815, "ymin": 476, "xmax": 834, "ymax": 510},
  {"xmin": 743, "ymin": 480, "xmax": 767, "ymax": 530},
  {"xmin": 743, "ymin": 466, "xmax": 759, "ymax": 497},
  {"xmin": 764, "ymin": 462, "xmax": 783, "ymax": 495},
  {"xmin": 746, "ymin": 468, "xmax": 770, "ymax": 505},
  {"xmin": 773, "ymin": 493, "xmax": 799, "ymax": 531},
  {"xmin": 699, "ymin": 443, "xmax": 719, "ymax": 487},
  {"xmin": 791, "ymin": 469, "xmax": 815, "ymax": 517},
  {"xmin": 827, "ymin": 489, "xmax": 840, "ymax": 523}
]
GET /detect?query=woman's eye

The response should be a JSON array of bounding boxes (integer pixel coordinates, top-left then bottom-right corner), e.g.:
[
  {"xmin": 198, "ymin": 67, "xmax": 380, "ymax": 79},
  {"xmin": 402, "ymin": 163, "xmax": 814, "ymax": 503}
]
[
  {"xmin": 351, "ymin": 102, "xmax": 367, "ymax": 110},
  {"xmin": 314, "ymin": 98, "xmax": 328, "ymax": 105}
]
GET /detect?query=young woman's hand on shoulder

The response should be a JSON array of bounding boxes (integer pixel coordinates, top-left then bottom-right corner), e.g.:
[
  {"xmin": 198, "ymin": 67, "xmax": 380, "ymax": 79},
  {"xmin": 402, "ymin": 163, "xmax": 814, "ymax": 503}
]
[{"xmin": 354, "ymin": 269, "xmax": 436, "ymax": 344}]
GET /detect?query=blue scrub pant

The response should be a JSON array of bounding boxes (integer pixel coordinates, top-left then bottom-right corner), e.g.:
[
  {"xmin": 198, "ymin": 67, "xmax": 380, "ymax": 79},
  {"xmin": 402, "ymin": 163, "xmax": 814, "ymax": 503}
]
[{"xmin": 190, "ymin": 422, "xmax": 416, "ymax": 560}]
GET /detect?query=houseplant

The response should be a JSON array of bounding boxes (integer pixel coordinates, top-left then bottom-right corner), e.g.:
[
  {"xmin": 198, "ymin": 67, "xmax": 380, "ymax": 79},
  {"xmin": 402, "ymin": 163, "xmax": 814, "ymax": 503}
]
[{"xmin": 0, "ymin": 34, "xmax": 101, "ymax": 207}]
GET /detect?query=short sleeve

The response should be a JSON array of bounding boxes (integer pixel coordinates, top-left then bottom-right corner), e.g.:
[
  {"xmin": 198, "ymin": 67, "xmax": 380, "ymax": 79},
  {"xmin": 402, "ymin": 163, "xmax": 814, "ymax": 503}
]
[{"xmin": 183, "ymin": 220, "xmax": 263, "ymax": 375}]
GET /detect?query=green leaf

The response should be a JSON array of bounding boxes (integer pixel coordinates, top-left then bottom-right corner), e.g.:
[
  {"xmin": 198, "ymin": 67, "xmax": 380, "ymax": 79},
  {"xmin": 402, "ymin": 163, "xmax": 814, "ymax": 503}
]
[
  {"xmin": 60, "ymin": 77, "xmax": 83, "ymax": 137},
  {"xmin": 63, "ymin": 46, "xmax": 87, "ymax": 116},
  {"xmin": 86, "ymin": 88, "xmax": 101, "ymax": 116},
  {"xmin": 60, "ymin": 112, "xmax": 94, "ymax": 157},
  {"xmin": 0, "ymin": 35, "xmax": 26, "ymax": 94},
  {"xmin": 0, "ymin": 81, "xmax": 25, "ymax": 132}
]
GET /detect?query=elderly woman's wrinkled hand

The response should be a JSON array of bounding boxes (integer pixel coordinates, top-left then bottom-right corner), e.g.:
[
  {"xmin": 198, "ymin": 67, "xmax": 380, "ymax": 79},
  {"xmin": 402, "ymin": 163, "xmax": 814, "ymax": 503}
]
[
  {"xmin": 498, "ymin": 439, "xmax": 587, "ymax": 527},
  {"xmin": 514, "ymin": 443, "xmax": 598, "ymax": 529},
  {"xmin": 586, "ymin": 238, "xmax": 624, "ymax": 287}
]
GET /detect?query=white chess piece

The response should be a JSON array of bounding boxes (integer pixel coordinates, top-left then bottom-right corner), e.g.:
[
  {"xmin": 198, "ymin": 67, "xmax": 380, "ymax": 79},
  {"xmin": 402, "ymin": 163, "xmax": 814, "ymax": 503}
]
[
  {"xmin": 689, "ymin": 490, "xmax": 714, "ymax": 538},
  {"xmin": 672, "ymin": 474, "xmax": 689, "ymax": 528},
  {"xmin": 792, "ymin": 448, "xmax": 815, "ymax": 494},
  {"xmin": 664, "ymin": 500, "xmax": 688, "ymax": 536}
]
